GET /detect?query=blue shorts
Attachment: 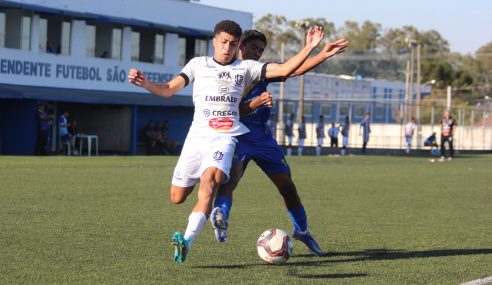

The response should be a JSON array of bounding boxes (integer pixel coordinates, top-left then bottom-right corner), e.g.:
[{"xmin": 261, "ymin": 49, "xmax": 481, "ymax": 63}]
[{"xmin": 234, "ymin": 133, "xmax": 290, "ymax": 175}]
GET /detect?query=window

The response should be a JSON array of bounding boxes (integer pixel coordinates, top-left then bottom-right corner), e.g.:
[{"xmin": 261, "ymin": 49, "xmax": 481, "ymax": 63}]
[
  {"xmin": 20, "ymin": 16, "xmax": 30, "ymax": 50},
  {"xmin": 375, "ymin": 106, "xmax": 384, "ymax": 118},
  {"xmin": 60, "ymin": 21, "xmax": 70, "ymax": 55},
  {"xmin": 303, "ymin": 103, "xmax": 312, "ymax": 118},
  {"xmin": 321, "ymin": 105, "xmax": 332, "ymax": 117},
  {"xmin": 85, "ymin": 25, "xmax": 96, "ymax": 57},
  {"xmin": 0, "ymin": 12, "xmax": 5, "ymax": 48},
  {"xmin": 355, "ymin": 106, "xmax": 365, "ymax": 117},
  {"xmin": 111, "ymin": 28, "xmax": 122, "ymax": 60},
  {"xmin": 39, "ymin": 18, "xmax": 47, "ymax": 52},
  {"xmin": 131, "ymin": 31, "xmax": 140, "ymax": 61},
  {"xmin": 178, "ymin": 37, "xmax": 186, "ymax": 65},
  {"xmin": 153, "ymin": 34, "xmax": 164, "ymax": 64},
  {"xmin": 194, "ymin": 39, "xmax": 208, "ymax": 57},
  {"xmin": 339, "ymin": 106, "xmax": 348, "ymax": 117}
]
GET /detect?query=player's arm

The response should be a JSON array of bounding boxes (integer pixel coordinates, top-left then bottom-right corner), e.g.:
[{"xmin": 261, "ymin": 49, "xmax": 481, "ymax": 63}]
[
  {"xmin": 128, "ymin": 68, "xmax": 185, "ymax": 98},
  {"xmin": 264, "ymin": 26, "xmax": 324, "ymax": 79},
  {"xmin": 289, "ymin": 38, "xmax": 349, "ymax": 77},
  {"xmin": 239, "ymin": 91, "xmax": 273, "ymax": 116}
]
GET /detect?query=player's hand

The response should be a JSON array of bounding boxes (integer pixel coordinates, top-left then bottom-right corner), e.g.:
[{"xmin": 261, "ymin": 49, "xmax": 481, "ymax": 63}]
[
  {"xmin": 321, "ymin": 38, "xmax": 349, "ymax": 59},
  {"xmin": 128, "ymin": 68, "xmax": 148, "ymax": 88},
  {"xmin": 305, "ymin": 26, "xmax": 324, "ymax": 49},
  {"xmin": 259, "ymin": 92, "xmax": 273, "ymax": 108}
]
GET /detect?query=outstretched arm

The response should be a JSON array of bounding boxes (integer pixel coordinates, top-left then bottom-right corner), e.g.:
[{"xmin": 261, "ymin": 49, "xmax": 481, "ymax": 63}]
[
  {"xmin": 264, "ymin": 26, "xmax": 324, "ymax": 79},
  {"xmin": 128, "ymin": 68, "xmax": 185, "ymax": 98},
  {"xmin": 239, "ymin": 92, "xmax": 273, "ymax": 116},
  {"xmin": 290, "ymin": 38, "xmax": 349, "ymax": 77}
]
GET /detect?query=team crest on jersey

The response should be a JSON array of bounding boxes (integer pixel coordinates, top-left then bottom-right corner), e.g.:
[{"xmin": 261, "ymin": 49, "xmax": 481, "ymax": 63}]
[
  {"xmin": 218, "ymin": 71, "xmax": 231, "ymax": 80},
  {"xmin": 213, "ymin": 151, "xmax": 224, "ymax": 161},
  {"xmin": 234, "ymin": 74, "xmax": 244, "ymax": 86},
  {"xmin": 209, "ymin": 118, "xmax": 233, "ymax": 130},
  {"xmin": 218, "ymin": 85, "xmax": 229, "ymax": 95}
]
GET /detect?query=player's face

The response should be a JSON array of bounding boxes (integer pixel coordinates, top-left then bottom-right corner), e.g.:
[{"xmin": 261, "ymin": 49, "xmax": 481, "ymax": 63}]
[
  {"xmin": 213, "ymin": 32, "xmax": 239, "ymax": 64},
  {"xmin": 239, "ymin": 39, "xmax": 266, "ymax": 61}
]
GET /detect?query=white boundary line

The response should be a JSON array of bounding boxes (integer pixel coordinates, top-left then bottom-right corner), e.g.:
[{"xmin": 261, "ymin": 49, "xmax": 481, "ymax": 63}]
[{"xmin": 460, "ymin": 276, "xmax": 492, "ymax": 285}]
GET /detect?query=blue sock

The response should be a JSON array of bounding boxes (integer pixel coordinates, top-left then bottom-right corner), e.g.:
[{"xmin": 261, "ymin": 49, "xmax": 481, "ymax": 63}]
[
  {"xmin": 287, "ymin": 206, "xmax": 308, "ymax": 233},
  {"xmin": 214, "ymin": 194, "xmax": 232, "ymax": 220}
]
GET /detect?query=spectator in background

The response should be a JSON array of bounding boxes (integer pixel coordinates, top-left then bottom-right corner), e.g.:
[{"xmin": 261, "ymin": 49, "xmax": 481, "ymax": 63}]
[
  {"xmin": 340, "ymin": 115, "xmax": 350, "ymax": 155},
  {"xmin": 359, "ymin": 112, "xmax": 371, "ymax": 154},
  {"xmin": 404, "ymin": 117, "xmax": 417, "ymax": 155},
  {"xmin": 35, "ymin": 104, "xmax": 52, "ymax": 155},
  {"xmin": 284, "ymin": 113, "xmax": 295, "ymax": 156},
  {"xmin": 143, "ymin": 120, "xmax": 157, "ymax": 154},
  {"xmin": 315, "ymin": 115, "xmax": 325, "ymax": 156},
  {"xmin": 100, "ymin": 50, "xmax": 109, "ymax": 58},
  {"xmin": 68, "ymin": 120, "xmax": 80, "ymax": 155},
  {"xmin": 297, "ymin": 115, "xmax": 307, "ymax": 156},
  {"xmin": 266, "ymin": 113, "xmax": 277, "ymax": 139},
  {"xmin": 46, "ymin": 42, "xmax": 55, "ymax": 54},
  {"xmin": 328, "ymin": 122, "xmax": 339, "ymax": 150},
  {"xmin": 439, "ymin": 110, "xmax": 456, "ymax": 162},
  {"xmin": 59, "ymin": 111, "xmax": 76, "ymax": 155}
]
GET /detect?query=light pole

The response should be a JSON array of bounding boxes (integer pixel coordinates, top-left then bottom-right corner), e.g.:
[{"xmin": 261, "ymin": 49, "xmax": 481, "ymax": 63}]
[{"xmin": 295, "ymin": 20, "xmax": 310, "ymax": 123}]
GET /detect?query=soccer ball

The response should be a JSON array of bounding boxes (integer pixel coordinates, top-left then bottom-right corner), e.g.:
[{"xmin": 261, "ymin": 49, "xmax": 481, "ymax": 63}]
[{"xmin": 256, "ymin": 228, "xmax": 293, "ymax": 264}]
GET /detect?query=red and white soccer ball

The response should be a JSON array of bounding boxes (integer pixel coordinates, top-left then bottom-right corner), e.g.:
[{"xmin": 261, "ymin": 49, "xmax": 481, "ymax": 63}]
[{"xmin": 256, "ymin": 228, "xmax": 293, "ymax": 264}]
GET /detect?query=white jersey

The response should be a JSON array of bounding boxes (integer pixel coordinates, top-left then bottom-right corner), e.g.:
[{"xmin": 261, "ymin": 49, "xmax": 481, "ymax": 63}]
[
  {"xmin": 180, "ymin": 56, "xmax": 265, "ymax": 137},
  {"xmin": 405, "ymin": 122, "xmax": 417, "ymax": 136}
]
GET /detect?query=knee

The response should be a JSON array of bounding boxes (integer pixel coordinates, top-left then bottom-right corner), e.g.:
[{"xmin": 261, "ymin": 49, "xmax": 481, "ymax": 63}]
[{"xmin": 170, "ymin": 191, "xmax": 187, "ymax": 204}]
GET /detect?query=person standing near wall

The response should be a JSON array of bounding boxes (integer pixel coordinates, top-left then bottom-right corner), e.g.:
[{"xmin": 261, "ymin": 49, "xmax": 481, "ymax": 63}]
[
  {"xmin": 315, "ymin": 115, "xmax": 325, "ymax": 156},
  {"xmin": 404, "ymin": 117, "xmax": 417, "ymax": 155},
  {"xmin": 359, "ymin": 112, "xmax": 371, "ymax": 154},
  {"xmin": 297, "ymin": 115, "xmax": 307, "ymax": 156},
  {"xmin": 340, "ymin": 115, "xmax": 350, "ymax": 155},
  {"xmin": 285, "ymin": 113, "xmax": 295, "ymax": 156},
  {"xmin": 438, "ymin": 110, "xmax": 456, "ymax": 162}
]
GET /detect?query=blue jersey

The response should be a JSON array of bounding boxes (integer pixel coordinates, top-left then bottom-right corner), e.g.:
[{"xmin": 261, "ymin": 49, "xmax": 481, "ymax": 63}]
[
  {"xmin": 239, "ymin": 79, "xmax": 276, "ymax": 140},
  {"xmin": 235, "ymin": 78, "xmax": 290, "ymax": 175}
]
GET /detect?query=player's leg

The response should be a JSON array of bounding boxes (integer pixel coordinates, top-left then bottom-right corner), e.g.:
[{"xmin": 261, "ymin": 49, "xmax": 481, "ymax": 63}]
[
  {"xmin": 439, "ymin": 136, "xmax": 446, "ymax": 161},
  {"xmin": 211, "ymin": 159, "xmax": 246, "ymax": 242},
  {"xmin": 298, "ymin": 139, "xmax": 304, "ymax": 156},
  {"xmin": 265, "ymin": 172, "xmax": 322, "ymax": 256},
  {"xmin": 254, "ymin": 138, "xmax": 322, "ymax": 256},
  {"xmin": 448, "ymin": 137, "xmax": 454, "ymax": 160},
  {"xmin": 173, "ymin": 137, "xmax": 235, "ymax": 262}
]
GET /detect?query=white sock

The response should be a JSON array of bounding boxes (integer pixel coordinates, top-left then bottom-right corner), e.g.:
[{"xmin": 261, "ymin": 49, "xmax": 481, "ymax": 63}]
[
  {"xmin": 287, "ymin": 148, "xmax": 292, "ymax": 156},
  {"xmin": 316, "ymin": 147, "xmax": 320, "ymax": 156},
  {"xmin": 184, "ymin": 212, "xmax": 207, "ymax": 247},
  {"xmin": 298, "ymin": 147, "xmax": 303, "ymax": 156}
]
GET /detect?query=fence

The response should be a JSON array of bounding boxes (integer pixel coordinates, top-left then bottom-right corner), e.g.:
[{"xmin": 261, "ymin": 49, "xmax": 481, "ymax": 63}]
[{"xmin": 270, "ymin": 100, "xmax": 492, "ymax": 151}]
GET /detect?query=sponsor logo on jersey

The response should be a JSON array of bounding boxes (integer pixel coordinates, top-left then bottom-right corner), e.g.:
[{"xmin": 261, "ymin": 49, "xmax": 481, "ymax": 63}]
[
  {"xmin": 205, "ymin": 95, "xmax": 238, "ymax": 103},
  {"xmin": 209, "ymin": 118, "xmax": 234, "ymax": 130},
  {"xmin": 218, "ymin": 71, "xmax": 231, "ymax": 80},
  {"xmin": 212, "ymin": 110, "xmax": 237, "ymax": 116},
  {"xmin": 203, "ymin": 109, "xmax": 210, "ymax": 117},
  {"xmin": 234, "ymin": 74, "xmax": 244, "ymax": 86},
  {"xmin": 218, "ymin": 85, "xmax": 229, "ymax": 95},
  {"xmin": 213, "ymin": 151, "xmax": 224, "ymax": 161}
]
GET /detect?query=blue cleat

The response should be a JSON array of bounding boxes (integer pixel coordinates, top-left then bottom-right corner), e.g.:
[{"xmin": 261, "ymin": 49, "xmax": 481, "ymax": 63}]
[
  {"xmin": 210, "ymin": 207, "xmax": 228, "ymax": 242},
  {"xmin": 171, "ymin": 231, "xmax": 189, "ymax": 263},
  {"xmin": 292, "ymin": 229, "xmax": 323, "ymax": 256}
]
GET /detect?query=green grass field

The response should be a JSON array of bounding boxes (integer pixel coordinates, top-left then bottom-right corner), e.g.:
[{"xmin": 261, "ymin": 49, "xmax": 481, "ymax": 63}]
[{"xmin": 1, "ymin": 155, "xmax": 491, "ymax": 284}]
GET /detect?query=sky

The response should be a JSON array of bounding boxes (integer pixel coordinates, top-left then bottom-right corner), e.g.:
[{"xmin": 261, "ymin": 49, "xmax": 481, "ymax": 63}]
[{"xmin": 198, "ymin": 0, "xmax": 492, "ymax": 55}]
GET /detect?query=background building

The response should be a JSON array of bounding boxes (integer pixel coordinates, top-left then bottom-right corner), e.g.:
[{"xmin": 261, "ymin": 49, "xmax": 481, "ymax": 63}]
[{"xmin": 0, "ymin": 0, "xmax": 251, "ymax": 154}]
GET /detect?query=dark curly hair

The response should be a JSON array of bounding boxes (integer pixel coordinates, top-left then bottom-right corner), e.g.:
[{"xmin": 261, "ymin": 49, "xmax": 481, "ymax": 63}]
[
  {"xmin": 214, "ymin": 20, "xmax": 242, "ymax": 39},
  {"xmin": 240, "ymin": 30, "xmax": 267, "ymax": 46}
]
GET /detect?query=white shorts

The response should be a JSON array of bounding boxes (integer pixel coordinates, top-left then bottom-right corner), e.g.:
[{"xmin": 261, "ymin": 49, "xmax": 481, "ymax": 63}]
[
  {"xmin": 298, "ymin": 138, "xmax": 305, "ymax": 147},
  {"xmin": 172, "ymin": 136, "xmax": 237, "ymax": 187},
  {"xmin": 317, "ymin": 138, "xmax": 323, "ymax": 146},
  {"xmin": 342, "ymin": 136, "xmax": 348, "ymax": 147},
  {"xmin": 287, "ymin": 136, "xmax": 293, "ymax": 145}
]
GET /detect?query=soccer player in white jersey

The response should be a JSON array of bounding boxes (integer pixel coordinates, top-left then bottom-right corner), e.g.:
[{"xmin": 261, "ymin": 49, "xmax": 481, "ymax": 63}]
[{"xmin": 128, "ymin": 20, "xmax": 325, "ymax": 263}]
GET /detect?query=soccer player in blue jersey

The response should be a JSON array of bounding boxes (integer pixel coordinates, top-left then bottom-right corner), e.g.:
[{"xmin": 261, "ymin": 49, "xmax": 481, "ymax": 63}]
[{"xmin": 210, "ymin": 30, "xmax": 348, "ymax": 256}]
